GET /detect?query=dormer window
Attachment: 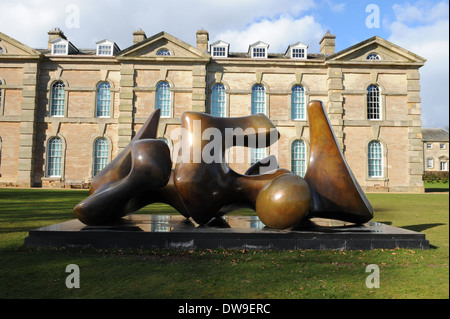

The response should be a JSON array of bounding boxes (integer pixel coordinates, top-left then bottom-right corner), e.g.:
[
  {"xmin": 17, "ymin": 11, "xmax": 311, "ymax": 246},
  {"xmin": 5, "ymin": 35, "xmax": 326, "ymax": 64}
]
[
  {"xmin": 367, "ymin": 53, "xmax": 381, "ymax": 60},
  {"xmin": 53, "ymin": 44, "xmax": 67, "ymax": 55},
  {"xmin": 51, "ymin": 38, "xmax": 78, "ymax": 55},
  {"xmin": 249, "ymin": 41, "xmax": 269, "ymax": 59},
  {"xmin": 96, "ymin": 40, "xmax": 119, "ymax": 56},
  {"xmin": 210, "ymin": 41, "xmax": 230, "ymax": 58},
  {"xmin": 98, "ymin": 45, "xmax": 112, "ymax": 56},
  {"xmin": 286, "ymin": 42, "xmax": 308, "ymax": 59}
]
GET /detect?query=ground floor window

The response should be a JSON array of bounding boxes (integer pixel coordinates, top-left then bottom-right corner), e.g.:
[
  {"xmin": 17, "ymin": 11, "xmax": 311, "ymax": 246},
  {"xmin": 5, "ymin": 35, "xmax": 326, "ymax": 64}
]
[{"xmin": 47, "ymin": 137, "xmax": 63, "ymax": 177}]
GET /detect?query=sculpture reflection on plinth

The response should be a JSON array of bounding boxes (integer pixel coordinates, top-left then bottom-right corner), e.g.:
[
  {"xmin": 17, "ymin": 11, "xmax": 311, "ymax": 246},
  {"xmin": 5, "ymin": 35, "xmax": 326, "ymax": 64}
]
[{"xmin": 74, "ymin": 101, "xmax": 373, "ymax": 229}]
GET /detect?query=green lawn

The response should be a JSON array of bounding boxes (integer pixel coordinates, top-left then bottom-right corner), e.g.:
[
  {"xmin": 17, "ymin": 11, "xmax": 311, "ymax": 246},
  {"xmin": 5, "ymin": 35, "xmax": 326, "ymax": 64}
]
[
  {"xmin": 424, "ymin": 181, "xmax": 449, "ymax": 193},
  {"xmin": 0, "ymin": 188, "xmax": 448, "ymax": 299}
]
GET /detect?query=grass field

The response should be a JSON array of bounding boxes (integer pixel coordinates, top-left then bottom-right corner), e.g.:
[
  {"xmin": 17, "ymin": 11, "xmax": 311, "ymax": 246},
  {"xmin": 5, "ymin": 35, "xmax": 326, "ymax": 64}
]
[{"xmin": 0, "ymin": 188, "xmax": 448, "ymax": 299}]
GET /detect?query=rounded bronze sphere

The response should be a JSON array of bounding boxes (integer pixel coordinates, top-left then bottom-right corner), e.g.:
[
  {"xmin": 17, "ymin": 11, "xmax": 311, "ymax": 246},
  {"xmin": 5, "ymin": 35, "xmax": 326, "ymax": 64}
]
[{"xmin": 256, "ymin": 173, "xmax": 312, "ymax": 229}]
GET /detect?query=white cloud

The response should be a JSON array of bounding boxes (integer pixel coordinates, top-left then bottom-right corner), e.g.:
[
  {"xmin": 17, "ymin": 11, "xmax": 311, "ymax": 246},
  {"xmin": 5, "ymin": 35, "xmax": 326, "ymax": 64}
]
[
  {"xmin": 392, "ymin": 1, "xmax": 449, "ymax": 24},
  {"xmin": 213, "ymin": 15, "xmax": 326, "ymax": 53},
  {"xmin": 388, "ymin": 1, "xmax": 449, "ymax": 128},
  {"xmin": 0, "ymin": 0, "xmax": 318, "ymax": 49}
]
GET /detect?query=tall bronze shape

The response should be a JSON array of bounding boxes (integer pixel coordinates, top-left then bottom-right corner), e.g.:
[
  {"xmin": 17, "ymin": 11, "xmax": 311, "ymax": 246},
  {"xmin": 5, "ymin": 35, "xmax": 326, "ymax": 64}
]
[
  {"xmin": 74, "ymin": 101, "xmax": 373, "ymax": 229},
  {"xmin": 304, "ymin": 101, "xmax": 373, "ymax": 224}
]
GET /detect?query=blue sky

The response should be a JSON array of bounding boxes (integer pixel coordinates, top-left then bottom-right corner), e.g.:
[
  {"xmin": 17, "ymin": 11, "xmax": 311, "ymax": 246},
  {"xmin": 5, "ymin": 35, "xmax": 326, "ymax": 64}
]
[{"xmin": 0, "ymin": 0, "xmax": 448, "ymax": 128}]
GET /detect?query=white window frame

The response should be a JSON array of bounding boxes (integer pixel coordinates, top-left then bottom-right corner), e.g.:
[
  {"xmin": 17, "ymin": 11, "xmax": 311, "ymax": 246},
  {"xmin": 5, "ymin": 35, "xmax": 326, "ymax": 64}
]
[
  {"xmin": 368, "ymin": 140, "xmax": 383, "ymax": 178},
  {"xmin": 427, "ymin": 158, "xmax": 434, "ymax": 169},
  {"xmin": 440, "ymin": 143, "xmax": 447, "ymax": 150},
  {"xmin": 367, "ymin": 85, "xmax": 381, "ymax": 120},
  {"xmin": 93, "ymin": 138, "xmax": 109, "ymax": 177},
  {"xmin": 287, "ymin": 42, "xmax": 308, "ymax": 60},
  {"xmin": 440, "ymin": 161, "xmax": 448, "ymax": 171},
  {"xmin": 50, "ymin": 81, "xmax": 66, "ymax": 117},
  {"xmin": 427, "ymin": 143, "xmax": 433, "ymax": 149},
  {"xmin": 249, "ymin": 42, "xmax": 269, "ymax": 59},
  {"xmin": 52, "ymin": 43, "xmax": 68, "ymax": 55},
  {"xmin": 156, "ymin": 81, "xmax": 171, "ymax": 118},
  {"xmin": 210, "ymin": 41, "xmax": 230, "ymax": 58},
  {"xmin": 251, "ymin": 84, "xmax": 266, "ymax": 115},
  {"xmin": 96, "ymin": 82, "xmax": 112, "ymax": 118},
  {"xmin": 211, "ymin": 83, "xmax": 226, "ymax": 117},
  {"xmin": 97, "ymin": 44, "xmax": 113, "ymax": 56},
  {"xmin": 291, "ymin": 85, "xmax": 306, "ymax": 120},
  {"xmin": 367, "ymin": 53, "xmax": 381, "ymax": 60},
  {"xmin": 291, "ymin": 140, "xmax": 307, "ymax": 177},
  {"xmin": 156, "ymin": 49, "xmax": 171, "ymax": 56},
  {"xmin": 46, "ymin": 137, "xmax": 63, "ymax": 177}
]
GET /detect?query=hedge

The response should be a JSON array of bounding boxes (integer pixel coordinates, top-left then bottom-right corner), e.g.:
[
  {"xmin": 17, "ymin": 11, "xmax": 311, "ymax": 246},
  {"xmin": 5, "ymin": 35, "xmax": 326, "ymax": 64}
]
[{"xmin": 423, "ymin": 171, "xmax": 449, "ymax": 183}]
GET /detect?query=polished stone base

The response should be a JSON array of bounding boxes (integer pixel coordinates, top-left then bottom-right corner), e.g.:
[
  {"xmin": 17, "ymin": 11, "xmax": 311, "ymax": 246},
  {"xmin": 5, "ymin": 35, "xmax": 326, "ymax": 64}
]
[{"xmin": 24, "ymin": 214, "xmax": 429, "ymax": 250}]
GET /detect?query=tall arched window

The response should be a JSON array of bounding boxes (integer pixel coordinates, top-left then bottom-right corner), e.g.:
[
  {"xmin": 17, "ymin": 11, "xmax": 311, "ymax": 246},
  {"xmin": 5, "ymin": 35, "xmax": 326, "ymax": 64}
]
[
  {"xmin": 156, "ymin": 81, "xmax": 171, "ymax": 118},
  {"xmin": 211, "ymin": 84, "xmax": 226, "ymax": 117},
  {"xmin": 291, "ymin": 85, "xmax": 305, "ymax": 120},
  {"xmin": 50, "ymin": 81, "xmax": 65, "ymax": 117},
  {"xmin": 291, "ymin": 140, "xmax": 307, "ymax": 177},
  {"xmin": 96, "ymin": 82, "xmax": 111, "ymax": 118},
  {"xmin": 368, "ymin": 140, "xmax": 383, "ymax": 178},
  {"xmin": 93, "ymin": 138, "xmax": 109, "ymax": 176},
  {"xmin": 47, "ymin": 137, "xmax": 63, "ymax": 177},
  {"xmin": 367, "ymin": 85, "xmax": 381, "ymax": 120},
  {"xmin": 251, "ymin": 84, "xmax": 266, "ymax": 115}
]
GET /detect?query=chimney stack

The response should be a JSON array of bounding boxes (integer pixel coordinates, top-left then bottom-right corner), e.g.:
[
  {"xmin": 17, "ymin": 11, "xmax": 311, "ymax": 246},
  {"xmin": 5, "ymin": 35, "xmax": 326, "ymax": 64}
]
[
  {"xmin": 319, "ymin": 31, "xmax": 336, "ymax": 55},
  {"xmin": 196, "ymin": 29, "xmax": 209, "ymax": 53},
  {"xmin": 133, "ymin": 29, "xmax": 147, "ymax": 44},
  {"xmin": 48, "ymin": 28, "xmax": 66, "ymax": 49}
]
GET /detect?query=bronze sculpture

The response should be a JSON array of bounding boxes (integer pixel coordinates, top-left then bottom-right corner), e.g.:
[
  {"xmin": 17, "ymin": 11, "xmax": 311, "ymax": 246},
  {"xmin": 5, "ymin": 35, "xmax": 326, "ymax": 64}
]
[{"xmin": 74, "ymin": 101, "xmax": 373, "ymax": 229}]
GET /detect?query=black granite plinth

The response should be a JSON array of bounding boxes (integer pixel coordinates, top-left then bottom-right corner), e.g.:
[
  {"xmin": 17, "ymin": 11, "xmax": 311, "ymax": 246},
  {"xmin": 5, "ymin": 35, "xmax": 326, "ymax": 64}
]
[{"xmin": 24, "ymin": 215, "xmax": 429, "ymax": 250}]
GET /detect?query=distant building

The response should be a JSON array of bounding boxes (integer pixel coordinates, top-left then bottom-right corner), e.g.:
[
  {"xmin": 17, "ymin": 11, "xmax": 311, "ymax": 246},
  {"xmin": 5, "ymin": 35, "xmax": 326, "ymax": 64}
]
[
  {"xmin": 0, "ymin": 28, "xmax": 426, "ymax": 192},
  {"xmin": 422, "ymin": 128, "xmax": 449, "ymax": 172}
]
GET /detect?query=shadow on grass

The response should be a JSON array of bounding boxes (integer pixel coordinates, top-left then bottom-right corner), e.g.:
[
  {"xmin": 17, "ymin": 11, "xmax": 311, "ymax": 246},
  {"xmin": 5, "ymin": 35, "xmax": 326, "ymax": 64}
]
[
  {"xmin": 402, "ymin": 223, "xmax": 446, "ymax": 233},
  {"xmin": 425, "ymin": 188, "xmax": 449, "ymax": 193}
]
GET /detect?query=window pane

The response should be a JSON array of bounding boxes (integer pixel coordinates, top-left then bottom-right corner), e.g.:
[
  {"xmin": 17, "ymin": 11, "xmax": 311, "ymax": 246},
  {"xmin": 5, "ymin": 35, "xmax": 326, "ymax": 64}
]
[
  {"xmin": 427, "ymin": 158, "xmax": 434, "ymax": 169},
  {"xmin": 441, "ymin": 162, "xmax": 448, "ymax": 171},
  {"xmin": 292, "ymin": 48, "xmax": 305, "ymax": 58},
  {"xmin": 96, "ymin": 82, "xmax": 111, "ymax": 117},
  {"xmin": 53, "ymin": 44, "xmax": 67, "ymax": 54},
  {"xmin": 47, "ymin": 138, "xmax": 62, "ymax": 177},
  {"xmin": 368, "ymin": 141, "xmax": 383, "ymax": 177},
  {"xmin": 211, "ymin": 84, "xmax": 226, "ymax": 117},
  {"xmin": 50, "ymin": 82, "xmax": 65, "ymax": 117},
  {"xmin": 291, "ymin": 85, "xmax": 305, "ymax": 120},
  {"xmin": 251, "ymin": 85, "xmax": 266, "ymax": 115},
  {"xmin": 367, "ymin": 53, "xmax": 380, "ymax": 60},
  {"xmin": 291, "ymin": 140, "xmax": 307, "ymax": 177},
  {"xmin": 156, "ymin": 82, "xmax": 171, "ymax": 117},
  {"xmin": 212, "ymin": 47, "xmax": 226, "ymax": 57},
  {"xmin": 367, "ymin": 85, "xmax": 380, "ymax": 120},
  {"xmin": 98, "ymin": 45, "xmax": 112, "ymax": 55},
  {"xmin": 253, "ymin": 47, "xmax": 266, "ymax": 58},
  {"xmin": 93, "ymin": 138, "xmax": 109, "ymax": 176},
  {"xmin": 156, "ymin": 49, "xmax": 171, "ymax": 56},
  {"xmin": 250, "ymin": 148, "xmax": 266, "ymax": 166}
]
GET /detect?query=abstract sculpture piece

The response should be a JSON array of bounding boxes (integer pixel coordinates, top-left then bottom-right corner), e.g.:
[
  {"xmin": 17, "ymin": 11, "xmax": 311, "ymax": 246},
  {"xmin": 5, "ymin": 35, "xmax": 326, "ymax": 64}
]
[{"xmin": 74, "ymin": 101, "xmax": 373, "ymax": 229}]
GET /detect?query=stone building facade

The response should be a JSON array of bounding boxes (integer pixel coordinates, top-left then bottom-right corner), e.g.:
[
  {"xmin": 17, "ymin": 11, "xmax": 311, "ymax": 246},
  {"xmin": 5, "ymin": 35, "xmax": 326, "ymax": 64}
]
[
  {"xmin": 0, "ymin": 28, "xmax": 426, "ymax": 192},
  {"xmin": 422, "ymin": 128, "xmax": 449, "ymax": 172}
]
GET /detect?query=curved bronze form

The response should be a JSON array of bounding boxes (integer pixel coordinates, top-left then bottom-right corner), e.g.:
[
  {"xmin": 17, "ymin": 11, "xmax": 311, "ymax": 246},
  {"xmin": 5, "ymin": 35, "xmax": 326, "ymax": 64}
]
[
  {"xmin": 304, "ymin": 101, "xmax": 373, "ymax": 224},
  {"xmin": 74, "ymin": 100, "xmax": 373, "ymax": 230}
]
